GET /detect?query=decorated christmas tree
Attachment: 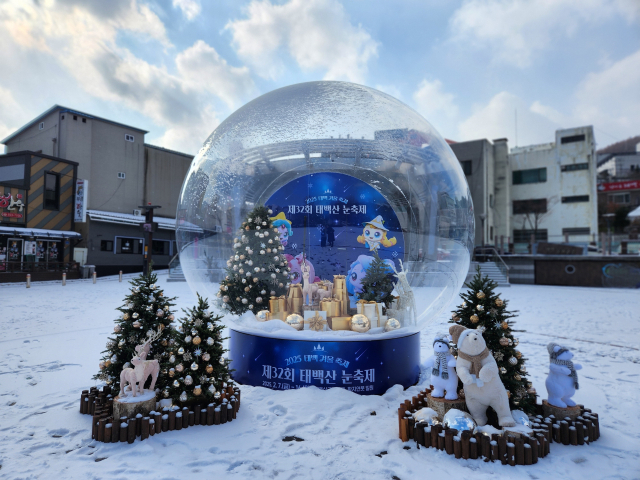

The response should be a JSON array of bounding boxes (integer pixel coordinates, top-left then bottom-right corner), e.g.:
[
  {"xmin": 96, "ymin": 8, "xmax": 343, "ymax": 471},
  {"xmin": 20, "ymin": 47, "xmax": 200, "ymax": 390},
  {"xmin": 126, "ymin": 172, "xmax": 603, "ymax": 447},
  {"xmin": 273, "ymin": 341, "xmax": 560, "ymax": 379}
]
[
  {"xmin": 358, "ymin": 251, "xmax": 396, "ymax": 308},
  {"xmin": 94, "ymin": 271, "xmax": 176, "ymax": 394},
  {"xmin": 165, "ymin": 294, "xmax": 233, "ymax": 404},
  {"xmin": 217, "ymin": 205, "xmax": 289, "ymax": 315},
  {"xmin": 449, "ymin": 268, "xmax": 537, "ymax": 413}
]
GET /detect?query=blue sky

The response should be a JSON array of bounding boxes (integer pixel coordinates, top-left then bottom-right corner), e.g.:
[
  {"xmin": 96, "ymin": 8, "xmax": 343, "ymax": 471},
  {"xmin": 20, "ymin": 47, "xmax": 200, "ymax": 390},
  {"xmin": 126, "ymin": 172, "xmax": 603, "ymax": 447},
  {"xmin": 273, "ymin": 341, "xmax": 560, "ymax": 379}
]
[{"xmin": 1, "ymin": 0, "xmax": 638, "ymax": 154}]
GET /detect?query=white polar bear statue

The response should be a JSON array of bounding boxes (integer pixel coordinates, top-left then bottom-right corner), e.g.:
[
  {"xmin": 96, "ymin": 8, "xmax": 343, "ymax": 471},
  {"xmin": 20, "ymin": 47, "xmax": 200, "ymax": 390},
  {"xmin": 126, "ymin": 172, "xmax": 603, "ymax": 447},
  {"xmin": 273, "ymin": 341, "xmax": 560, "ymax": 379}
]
[
  {"xmin": 545, "ymin": 343, "xmax": 581, "ymax": 408},
  {"xmin": 424, "ymin": 333, "xmax": 458, "ymax": 400},
  {"xmin": 449, "ymin": 325, "xmax": 515, "ymax": 427}
]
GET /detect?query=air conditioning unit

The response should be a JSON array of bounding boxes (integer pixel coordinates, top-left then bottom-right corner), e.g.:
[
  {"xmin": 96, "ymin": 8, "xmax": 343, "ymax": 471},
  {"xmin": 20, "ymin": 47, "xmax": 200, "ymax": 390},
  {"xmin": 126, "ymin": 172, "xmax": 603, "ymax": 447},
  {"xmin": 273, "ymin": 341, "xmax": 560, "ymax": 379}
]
[{"xmin": 133, "ymin": 209, "xmax": 142, "ymax": 216}]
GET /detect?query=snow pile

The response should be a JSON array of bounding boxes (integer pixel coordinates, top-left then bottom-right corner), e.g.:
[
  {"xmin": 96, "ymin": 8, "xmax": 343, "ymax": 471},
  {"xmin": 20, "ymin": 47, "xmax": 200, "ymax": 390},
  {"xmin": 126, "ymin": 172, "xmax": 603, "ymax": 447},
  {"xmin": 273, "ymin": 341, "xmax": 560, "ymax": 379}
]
[{"xmin": 0, "ymin": 274, "xmax": 639, "ymax": 479}]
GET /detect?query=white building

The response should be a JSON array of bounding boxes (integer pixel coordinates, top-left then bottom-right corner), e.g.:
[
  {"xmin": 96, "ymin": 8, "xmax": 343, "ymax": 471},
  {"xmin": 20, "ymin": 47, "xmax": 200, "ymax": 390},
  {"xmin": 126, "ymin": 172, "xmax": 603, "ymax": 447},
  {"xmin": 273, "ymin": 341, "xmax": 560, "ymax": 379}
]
[{"xmin": 509, "ymin": 126, "xmax": 598, "ymax": 250}]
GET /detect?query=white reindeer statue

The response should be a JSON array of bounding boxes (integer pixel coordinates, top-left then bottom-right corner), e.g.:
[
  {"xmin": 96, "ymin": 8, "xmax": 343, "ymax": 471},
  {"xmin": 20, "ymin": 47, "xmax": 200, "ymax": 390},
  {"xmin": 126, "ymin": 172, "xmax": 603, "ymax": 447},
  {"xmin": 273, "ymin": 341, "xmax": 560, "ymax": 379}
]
[
  {"xmin": 390, "ymin": 259, "xmax": 417, "ymax": 326},
  {"xmin": 314, "ymin": 280, "xmax": 333, "ymax": 303},
  {"xmin": 301, "ymin": 260, "xmax": 319, "ymax": 305},
  {"xmin": 119, "ymin": 328, "xmax": 162, "ymax": 398}
]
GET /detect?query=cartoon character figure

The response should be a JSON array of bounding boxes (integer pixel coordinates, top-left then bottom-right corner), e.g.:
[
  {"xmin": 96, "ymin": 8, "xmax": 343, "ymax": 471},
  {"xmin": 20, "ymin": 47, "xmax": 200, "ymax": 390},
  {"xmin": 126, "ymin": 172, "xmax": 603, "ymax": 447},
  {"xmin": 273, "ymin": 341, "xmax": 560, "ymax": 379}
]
[
  {"xmin": 270, "ymin": 212, "xmax": 293, "ymax": 247},
  {"xmin": 357, "ymin": 215, "xmax": 397, "ymax": 252},
  {"xmin": 49, "ymin": 243, "xmax": 58, "ymax": 260},
  {"xmin": 346, "ymin": 255, "xmax": 395, "ymax": 296},
  {"xmin": 9, "ymin": 241, "xmax": 19, "ymax": 260},
  {"xmin": 36, "ymin": 241, "xmax": 45, "ymax": 259},
  {"xmin": 285, "ymin": 253, "xmax": 320, "ymax": 284}
]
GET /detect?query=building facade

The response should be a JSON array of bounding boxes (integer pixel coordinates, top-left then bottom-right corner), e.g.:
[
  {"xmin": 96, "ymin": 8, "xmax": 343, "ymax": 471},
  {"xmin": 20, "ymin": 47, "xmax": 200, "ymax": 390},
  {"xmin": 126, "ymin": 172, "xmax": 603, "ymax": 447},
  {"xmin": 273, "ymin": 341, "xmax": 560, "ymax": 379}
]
[
  {"xmin": 450, "ymin": 126, "xmax": 598, "ymax": 252},
  {"xmin": 0, "ymin": 151, "xmax": 81, "ymax": 279},
  {"xmin": 1, "ymin": 106, "xmax": 194, "ymax": 276}
]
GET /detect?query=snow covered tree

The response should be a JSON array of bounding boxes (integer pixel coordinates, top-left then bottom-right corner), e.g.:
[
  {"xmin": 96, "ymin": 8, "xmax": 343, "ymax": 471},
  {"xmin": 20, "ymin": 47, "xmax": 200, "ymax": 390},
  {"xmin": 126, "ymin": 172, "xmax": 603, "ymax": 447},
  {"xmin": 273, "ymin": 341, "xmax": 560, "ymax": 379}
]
[
  {"xmin": 450, "ymin": 268, "xmax": 537, "ymax": 413},
  {"xmin": 217, "ymin": 205, "xmax": 289, "ymax": 315},
  {"xmin": 165, "ymin": 294, "xmax": 233, "ymax": 405},
  {"xmin": 94, "ymin": 271, "xmax": 176, "ymax": 394},
  {"xmin": 357, "ymin": 251, "xmax": 396, "ymax": 308}
]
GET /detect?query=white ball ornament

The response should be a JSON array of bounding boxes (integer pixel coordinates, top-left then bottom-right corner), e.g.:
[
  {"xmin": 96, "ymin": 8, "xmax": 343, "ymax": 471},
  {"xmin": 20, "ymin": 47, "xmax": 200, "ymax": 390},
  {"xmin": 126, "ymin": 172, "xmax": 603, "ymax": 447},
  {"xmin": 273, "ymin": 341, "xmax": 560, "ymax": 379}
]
[
  {"xmin": 207, "ymin": 337, "xmax": 214, "ymax": 345},
  {"xmin": 184, "ymin": 375, "xmax": 193, "ymax": 386}
]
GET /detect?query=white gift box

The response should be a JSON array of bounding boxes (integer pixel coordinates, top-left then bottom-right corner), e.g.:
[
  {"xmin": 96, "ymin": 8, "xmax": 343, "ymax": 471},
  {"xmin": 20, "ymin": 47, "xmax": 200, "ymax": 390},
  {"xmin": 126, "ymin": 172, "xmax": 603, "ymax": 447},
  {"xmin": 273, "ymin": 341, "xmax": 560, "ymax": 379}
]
[{"xmin": 303, "ymin": 310, "xmax": 329, "ymax": 332}]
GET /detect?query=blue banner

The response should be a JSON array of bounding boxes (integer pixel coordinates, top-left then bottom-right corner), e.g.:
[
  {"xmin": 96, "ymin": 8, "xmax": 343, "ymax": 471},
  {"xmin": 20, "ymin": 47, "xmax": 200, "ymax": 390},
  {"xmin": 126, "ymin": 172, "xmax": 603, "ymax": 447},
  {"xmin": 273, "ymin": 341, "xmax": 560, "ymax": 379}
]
[{"xmin": 229, "ymin": 330, "xmax": 420, "ymax": 395}]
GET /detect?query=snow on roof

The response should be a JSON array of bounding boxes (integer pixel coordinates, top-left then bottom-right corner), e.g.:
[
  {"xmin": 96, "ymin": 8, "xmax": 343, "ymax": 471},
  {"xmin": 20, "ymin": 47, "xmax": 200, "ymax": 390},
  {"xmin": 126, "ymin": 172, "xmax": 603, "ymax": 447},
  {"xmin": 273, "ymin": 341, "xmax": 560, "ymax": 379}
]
[
  {"xmin": 0, "ymin": 226, "xmax": 82, "ymax": 238},
  {"xmin": 86, "ymin": 210, "xmax": 202, "ymax": 232}
]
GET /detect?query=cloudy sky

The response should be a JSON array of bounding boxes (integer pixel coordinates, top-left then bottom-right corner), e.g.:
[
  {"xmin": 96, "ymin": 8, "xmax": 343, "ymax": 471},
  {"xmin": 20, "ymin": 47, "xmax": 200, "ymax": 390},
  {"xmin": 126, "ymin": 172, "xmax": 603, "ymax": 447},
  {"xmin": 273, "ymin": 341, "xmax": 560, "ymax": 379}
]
[{"xmin": 1, "ymin": 0, "xmax": 638, "ymax": 154}]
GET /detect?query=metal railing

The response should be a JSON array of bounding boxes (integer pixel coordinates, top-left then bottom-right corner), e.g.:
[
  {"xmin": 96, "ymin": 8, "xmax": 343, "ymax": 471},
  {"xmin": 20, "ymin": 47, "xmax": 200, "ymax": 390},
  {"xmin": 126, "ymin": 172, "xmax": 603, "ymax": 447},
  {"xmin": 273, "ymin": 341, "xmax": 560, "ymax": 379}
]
[
  {"xmin": 473, "ymin": 246, "xmax": 510, "ymax": 283},
  {"xmin": 168, "ymin": 253, "xmax": 181, "ymax": 277},
  {"xmin": 0, "ymin": 261, "xmax": 80, "ymax": 274}
]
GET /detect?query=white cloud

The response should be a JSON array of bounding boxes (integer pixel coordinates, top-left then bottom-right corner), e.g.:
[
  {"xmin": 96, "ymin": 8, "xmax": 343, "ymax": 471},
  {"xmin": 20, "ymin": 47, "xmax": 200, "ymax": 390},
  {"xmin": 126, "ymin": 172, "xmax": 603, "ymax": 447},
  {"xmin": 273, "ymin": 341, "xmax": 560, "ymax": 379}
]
[
  {"xmin": 225, "ymin": 0, "xmax": 378, "ymax": 82},
  {"xmin": 573, "ymin": 48, "xmax": 640, "ymax": 141},
  {"xmin": 457, "ymin": 91, "xmax": 563, "ymax": 146},
  {"xmin": 412, "ymin": 79, "xmax": 459, "ymax": 139},
  {"xmin": 172, "ymin": 0, "xmax": 201, "ymax": 21},
  {"xmin": 176, "ymin": 40, "xmax": 254, "ymax": 109},
  {"xmin": 0, "ymin": 0, "xmax": 253, "ymax": 153},
  {"xmin": 0, "ymin": 86, "xmax": 23, "ymax": 148},
  {"xmin": 450, "ymin": 0, "xmax": 640, "ymax": 68}
]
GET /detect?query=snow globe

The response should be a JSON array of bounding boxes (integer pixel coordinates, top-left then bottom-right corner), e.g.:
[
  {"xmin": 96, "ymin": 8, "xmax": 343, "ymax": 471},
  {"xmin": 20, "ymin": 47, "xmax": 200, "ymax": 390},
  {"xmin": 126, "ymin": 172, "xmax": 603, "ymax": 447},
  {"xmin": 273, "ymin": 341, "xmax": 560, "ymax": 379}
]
[{"xmin": 176, "ymin": 81, "xmax": 474, "ymax": 394}]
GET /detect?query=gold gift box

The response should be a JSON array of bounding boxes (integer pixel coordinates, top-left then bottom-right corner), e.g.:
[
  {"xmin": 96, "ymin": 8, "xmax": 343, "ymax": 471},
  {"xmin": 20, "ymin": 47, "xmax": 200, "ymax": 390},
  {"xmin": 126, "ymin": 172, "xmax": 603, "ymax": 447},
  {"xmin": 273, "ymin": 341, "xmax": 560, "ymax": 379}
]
[
  {"xmin": 270, "ymin": 310, "xmax": 288, "ymax": 321},
  {"xmin": 269, "ymin": 296, "xmax": 280, "ymax": 313},
  {"xmin": 288, "ymin": 283, "xmax": 303, "ymax": 299},
  {"xmin": 329, "ymin": 316, "xmax": 352, "ymax": 331}
]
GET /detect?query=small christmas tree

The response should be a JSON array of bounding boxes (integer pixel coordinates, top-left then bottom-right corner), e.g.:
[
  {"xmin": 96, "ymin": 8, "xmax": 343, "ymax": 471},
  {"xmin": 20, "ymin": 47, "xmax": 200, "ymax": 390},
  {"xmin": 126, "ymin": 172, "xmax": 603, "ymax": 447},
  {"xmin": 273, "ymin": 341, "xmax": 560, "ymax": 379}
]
[
  {"xmin": 217, "ymin": 205, "xmax": 289, "ymax": 315},
  {"xmin": 94, "ymin": 271, "xmax": 176, "ymax": 394},
  {"xmin": 449, "ymin": 268, "xmax": 537, "ymax": 413},
  {"xmin": 358, "ymin": 251, "xmax": 396, "ymax": 308},
  {"xmin": 165, "ymin": 294, "xmax": 233, "ymax": 404}
]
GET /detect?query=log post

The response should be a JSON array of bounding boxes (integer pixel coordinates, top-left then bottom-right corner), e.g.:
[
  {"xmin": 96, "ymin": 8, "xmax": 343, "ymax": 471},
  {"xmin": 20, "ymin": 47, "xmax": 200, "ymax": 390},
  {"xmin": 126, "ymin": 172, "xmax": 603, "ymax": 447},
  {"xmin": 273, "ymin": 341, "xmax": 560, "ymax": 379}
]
[
  {"xmin": 154, "ymin": 412, "xmax": 162, "ymax": 434},
  {"xmin": 560, "ymin": 420, "xmax": 570, "ymax": 445},
  {"xmin": 529, "ymin": 436, "xmax": 539, "ymax": 464},
  {"xmin": 575, "ymin": 421, "xmax": 584, "ymax": 445},
  {"xmin": 189, "ymin": 411, "xmax": 195, "ymax": 426},
  {"xmin": 141, "ymin": 417, "xmax": 150, "ymax": 440},
  {"xmin": 445, "ymin": 429, "xmax": 454, "ymax": 455},
  {"xmin": 499, "ymin": 434, "xmax": 507, "ymax": 464},
  {"xmin": 98, "ymin": 418, "xmax": 106, "ymax": 442},
  {"xmin": 80, "ymin": 392, "xmax": 88, "ymax": 414},
  {"xmin": 207, "ymin": 404, "xmax": 215, "ymax": 426},
  {"xmin": 149, "ymin": 419, "xmax": 155, "ymax": 436},
  {"xmin": 569, "ymin": 425, "xmax": 577, "ymax": 445},
  {"xmin": 507, "ymin": 441, "xmax": 515, "ymax": 466},
  {"xmin": 415, "ymin": 423, "xmax": 424, "ymax": 446},
  {"xmin": 161, "ymin": 414, "xmax": 169, "ymax": 432},
  {"xmin": 182, "ymin": 407, "xmax": 190, "ymax": 429},
  {"xmin": 423, "ymin": 426, "xmax": 431, "ymax": 448},
  {"xmin": 169, "ymin": 409, "xmax": 176, "ymax": 431},
  {"xmin": 194, "ymin": 404, "xmax": 201, "ymax": 425},
  {"xmin": 461, "ymin": 431, "xmax": 470, "ymax": 459},
  {"xmin": 214, "ymin": 407, "xmax": 221, "ymax": 425},
  {"xmin": 119, "ymin": 421, "xmax": 128, "ymax": 442},
  {"xmin": 469, "ymin": 437, "xmax": 477, "ymax": 459},
  {"xmin": 437, "ymin": 431, "xmax": 445, "ymax": 451},
  {"xmin": 524, "ymin": 443, "xmax": 532, "ymax": 465},
  {"xmin": 127, "ymin": 418, "xmax": 137, "ymax": 444},
  {"xmin": 515, "ymin": 437, "xmax": 525, "ymax": 465},
  {"xmin": 491, "ymin": 440, "xmax": 499, "ymax": 461},
  {"xmin": 112, "ymin": 418, "xmax": 120, "ymax": 443},
  {"xmin": 104, "ymin": 423, "xmax": 112, "ymax": 443},
  {"xmin": 407, "ymin": 416, "xmax": 415, "ymax": 440},
  {"xmin": 176, "ymin": 412, "xmax": 183, "ymax": 431},
  {"xmin": 454, "ymin": 436, "xmax": 462, "ymax": 458},
  {"xmin": 430, "ymin": 424, "xmax": 441, "ymax": 449}
]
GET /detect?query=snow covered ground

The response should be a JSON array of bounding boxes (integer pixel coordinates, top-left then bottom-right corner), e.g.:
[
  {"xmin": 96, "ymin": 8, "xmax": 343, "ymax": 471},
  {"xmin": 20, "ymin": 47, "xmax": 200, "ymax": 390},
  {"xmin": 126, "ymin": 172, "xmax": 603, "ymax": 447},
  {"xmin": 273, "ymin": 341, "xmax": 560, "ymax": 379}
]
[{"xmin": 1, "ymin": 273, "xmax": 639, "ymax": 479}]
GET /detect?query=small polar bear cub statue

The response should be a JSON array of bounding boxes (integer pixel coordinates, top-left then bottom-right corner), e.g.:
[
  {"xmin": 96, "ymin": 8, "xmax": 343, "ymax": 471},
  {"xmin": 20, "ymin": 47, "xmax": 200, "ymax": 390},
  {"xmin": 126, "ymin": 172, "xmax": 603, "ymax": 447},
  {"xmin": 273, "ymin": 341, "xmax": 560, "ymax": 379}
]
[
  {"xmin": 545, "ymin": 343, "xmax": 581, "ymax": 408},
  {"xmin": 449, "ymin": 324, "xmax": 515, "ymax": 427},
  {"xmin": 424, "ymin": 333, "xmax": 458, "ymax": 400}
]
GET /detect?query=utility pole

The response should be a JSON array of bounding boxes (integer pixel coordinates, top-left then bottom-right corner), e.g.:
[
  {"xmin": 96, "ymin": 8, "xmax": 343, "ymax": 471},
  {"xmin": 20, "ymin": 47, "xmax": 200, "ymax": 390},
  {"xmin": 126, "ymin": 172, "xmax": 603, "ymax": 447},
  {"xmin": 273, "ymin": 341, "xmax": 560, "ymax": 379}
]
[{"xmin": 139, "ymin": 203, "xmax": 161, "ymax": 275}]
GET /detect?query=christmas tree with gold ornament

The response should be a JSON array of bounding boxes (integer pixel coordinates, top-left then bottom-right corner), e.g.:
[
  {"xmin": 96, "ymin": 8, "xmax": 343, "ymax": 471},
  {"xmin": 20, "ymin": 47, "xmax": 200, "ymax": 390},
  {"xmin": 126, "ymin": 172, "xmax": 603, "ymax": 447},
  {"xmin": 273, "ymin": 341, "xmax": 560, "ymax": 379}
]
[
  {"xmin": 449, "ymin": 267, "xmax": 537, "ymax": 414},
  {"xmin": 165, "ymin": 294, "xmax": 233, "ymax": 405},
  {"xmin": 94, "ymin": 270, "xmax": 176, "ymax": 394},
  {"xmin": 217, "ymin": 205, "xmax": 289, "ymax": 315}
]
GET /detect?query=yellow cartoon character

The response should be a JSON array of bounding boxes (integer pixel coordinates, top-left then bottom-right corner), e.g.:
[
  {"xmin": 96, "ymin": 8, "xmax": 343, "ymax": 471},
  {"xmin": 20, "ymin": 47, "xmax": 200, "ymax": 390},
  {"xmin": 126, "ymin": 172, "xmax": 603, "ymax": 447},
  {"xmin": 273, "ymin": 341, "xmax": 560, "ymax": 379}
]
[
  {"xmin": 357, "ymin": 215, "xmax": 397, "ymax": 252},
  {"xmin": 269, "ymin": 212, "xmax": 293, "ymax": 247}
]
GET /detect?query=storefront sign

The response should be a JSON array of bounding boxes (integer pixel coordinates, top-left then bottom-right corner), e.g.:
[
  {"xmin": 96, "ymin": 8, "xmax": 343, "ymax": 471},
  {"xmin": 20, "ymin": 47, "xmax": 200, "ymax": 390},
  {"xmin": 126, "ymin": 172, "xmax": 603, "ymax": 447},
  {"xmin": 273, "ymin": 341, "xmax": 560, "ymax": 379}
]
[
  {"xmin": 74, "ymin": 179, "xmax": 88, "ymax": 222},
  {"xmin": 229, "ymin": 330, "xmax": 420, "ymax": 395},
  {"xmin": 0, "ymin": 193, "xmax": 25, "ymax": 219},
  {"xmin": 598, "ymin": 180, "xmax": 640, "ymax": 192}
]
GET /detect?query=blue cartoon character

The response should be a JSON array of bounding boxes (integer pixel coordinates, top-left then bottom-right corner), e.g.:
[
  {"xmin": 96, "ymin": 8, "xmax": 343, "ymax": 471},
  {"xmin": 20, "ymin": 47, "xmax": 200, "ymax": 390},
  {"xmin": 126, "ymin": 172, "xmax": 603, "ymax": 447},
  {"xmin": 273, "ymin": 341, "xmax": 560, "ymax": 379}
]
[
  {"xmin": 346, "ymin": 255, "xmax": 395, "ymax": 298},
  {"xmin": 270, "ymin": 212, "xmax": 293, "ymax": 247},
  {"xmin": 357, "ymin": 215, "xmax": 397, "ymax": 252}
]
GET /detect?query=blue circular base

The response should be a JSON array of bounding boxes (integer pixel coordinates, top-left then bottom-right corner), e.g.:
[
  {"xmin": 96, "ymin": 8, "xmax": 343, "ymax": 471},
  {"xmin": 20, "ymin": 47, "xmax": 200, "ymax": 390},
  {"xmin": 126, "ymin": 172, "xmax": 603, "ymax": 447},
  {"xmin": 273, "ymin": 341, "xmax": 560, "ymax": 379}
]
[{"xmin": 229, "ymin": 330, "xmax": 420, "ymax": 395}]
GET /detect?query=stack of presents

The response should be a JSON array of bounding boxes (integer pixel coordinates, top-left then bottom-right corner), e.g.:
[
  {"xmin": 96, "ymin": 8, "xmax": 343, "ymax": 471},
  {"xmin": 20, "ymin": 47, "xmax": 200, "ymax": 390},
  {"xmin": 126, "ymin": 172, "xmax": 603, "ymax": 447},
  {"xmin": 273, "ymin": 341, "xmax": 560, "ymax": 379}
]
[{"xmin": 263, "ymin": 275, "xmax": 394, "ymax": 332}]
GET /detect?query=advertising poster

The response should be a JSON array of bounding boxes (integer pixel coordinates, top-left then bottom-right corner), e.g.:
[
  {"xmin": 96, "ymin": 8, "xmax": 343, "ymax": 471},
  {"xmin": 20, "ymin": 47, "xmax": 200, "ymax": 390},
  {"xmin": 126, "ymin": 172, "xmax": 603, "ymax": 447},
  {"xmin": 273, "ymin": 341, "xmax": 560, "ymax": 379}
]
[
  {"xmin": 266, "ymin": 172, "xmax": 405, "ymax": 307},
  {"xmin": 74, "ymin": 179, "xmax": 87, "ymax": 223}
]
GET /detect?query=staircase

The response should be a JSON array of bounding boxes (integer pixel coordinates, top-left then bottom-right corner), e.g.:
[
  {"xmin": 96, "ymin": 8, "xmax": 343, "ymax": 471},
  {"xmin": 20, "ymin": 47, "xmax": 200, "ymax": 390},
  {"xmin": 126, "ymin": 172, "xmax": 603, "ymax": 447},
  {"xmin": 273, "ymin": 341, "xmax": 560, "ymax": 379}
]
[
  {"xmin": 468, "ymin": 261, "xmax": 510, "ymax": 287},
  {"xmin": 167, "ymin": 255, "xmax": 186, "ymax": 282}
]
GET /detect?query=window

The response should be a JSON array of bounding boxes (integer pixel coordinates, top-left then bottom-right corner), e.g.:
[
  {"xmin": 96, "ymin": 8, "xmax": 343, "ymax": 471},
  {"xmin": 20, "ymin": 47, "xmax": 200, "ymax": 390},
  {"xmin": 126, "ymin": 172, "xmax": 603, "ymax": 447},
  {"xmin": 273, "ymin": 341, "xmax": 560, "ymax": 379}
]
[
  {"xmin": 100, "ymin": 240, "xmax": 114, "ymax": 252},
  {"xmin": 513, "ymin": 168, "xmax": 547, "ymax": 185},
  {"xmin": 73, "ymin": 115, "xmax": 77, "ymax": 121},
  {"xmin": 513, "ymin": 229, "xmax": 548, "ymax": 243},
  {"xmin": 562, "ymin": 195, "xmax": 589, "ymax": 203},
  {"xmin": 117, "ymin": 172, "xmax": 126, "ymax": 179},
  {"xmin": 44, "ymin": 172, "xmax": 60, "ymax": 210},
  {"xmin": 460, "ymin": 160, "xmax": 472, "ymax": 176},
  {"xmin": 39, "ymin": 122, "xmax": 44, "ymax": 130},
  {"xmin": 609, "ymin": 193, "xmax": 630, "ymax": 205},
  {"xmin": 152, "ymin": 240, "xmax": 170, "ymax": 256},
  {"xmin": 513, "ymin": 198, "xmax": 547, "ymax": 215},
  {"xmin": 117, "ymin": 237, "xmax": 143, "ymax": 254},
  {"xmin": 561, "ymin": 163, "xmax": 589, "ymax": 172},
  {"xmin": 561, "ymin": 134, "xmax": 585, "ymax": 144},
  {"xmin": 562, "ymin": 227, "xmax": 590, "ymax": 236},
  {"xmin": 61, "ymin": 115, "xmax": 65, "ymax": 120},
  {"xmin": 490, "ymin": 226, "xmax": 494, "ymax": 241},
  {"xmin": 125, "ymin": 134, "xmax": 135, "ymax": 142},
  {"xmin": 82, "ymin": 118, "xmax": 86, "ymax": 123}
]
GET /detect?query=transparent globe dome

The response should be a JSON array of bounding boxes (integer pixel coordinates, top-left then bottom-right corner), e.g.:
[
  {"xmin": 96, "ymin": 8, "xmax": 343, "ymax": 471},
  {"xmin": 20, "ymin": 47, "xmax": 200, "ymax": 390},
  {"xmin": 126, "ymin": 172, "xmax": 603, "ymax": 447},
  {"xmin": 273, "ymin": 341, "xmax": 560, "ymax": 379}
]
[{"xmin": 177, "ymin": 81, "xmax": 474, "ymax": 334}]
